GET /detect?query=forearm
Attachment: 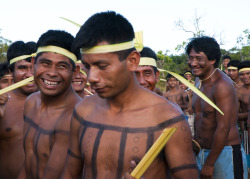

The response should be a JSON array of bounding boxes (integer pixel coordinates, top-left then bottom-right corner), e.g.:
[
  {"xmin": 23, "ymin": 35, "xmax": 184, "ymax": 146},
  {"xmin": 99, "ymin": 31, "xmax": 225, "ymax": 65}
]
[
  {"xmin": 17, "ymin": 163, "xmax": 27, "ymax": 179},
  {"xmin": 204, "ymin": 126, "xmax": 230, "ymax": 166},
  {"xmin": 238, "ymin": 112, "xmax": 248, "ymax": 121}
]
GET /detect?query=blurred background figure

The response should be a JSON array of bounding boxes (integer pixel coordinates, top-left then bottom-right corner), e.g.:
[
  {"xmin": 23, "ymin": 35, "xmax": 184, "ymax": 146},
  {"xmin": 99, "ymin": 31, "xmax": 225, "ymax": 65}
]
[{"xmin": 0, "ymin": 61, "xmax": 13, "ymax": 89}]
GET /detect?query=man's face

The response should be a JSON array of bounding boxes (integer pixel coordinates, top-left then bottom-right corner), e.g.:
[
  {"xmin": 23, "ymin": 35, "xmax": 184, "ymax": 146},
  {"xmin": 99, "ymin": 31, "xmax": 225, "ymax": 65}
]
[
  {"xmin": 72, "ymin": 63, "xmax": 87, "ymax": 93},
  {"xmin": 135, "ymin": 65, "xmax": 159, "ymax": 92},
  {"xmin": 228, "ymin": 68, "xmax": 239, "ymax": 80},
  {"xmin": 222, "ymin": 58, "xmax": 230, "ymax": 68},
  {"xmin": 184, "ymin": 73, "xmax": 192, "ymax": 81},
  {"xmin": 239, "ymin": 70, "xmax": 250, "ymax": 85},
  {"xmin": 83, "ymin": 52, "xmax": 131, "ymax": 98},
  {"xmin": 179, "ymin": 82, "xmax": 187, "ymax": 90},
  {"xmin": 13, "ymin": 60, "xmax": 37, "ymax": 95},
  {"xmin": 34, "ymin": 52, "xmax": 73, "ymax": 96},
  {"xmin": 188, "ymin": 48, "xmax": 214, "ymax": 77},
  {"xmin": 0, "ymin": 73, "xmax": 13, "ymax": 89},
  {"xmin": 167, "ymin": 77, "xmax": 177, "ymax": 89}
]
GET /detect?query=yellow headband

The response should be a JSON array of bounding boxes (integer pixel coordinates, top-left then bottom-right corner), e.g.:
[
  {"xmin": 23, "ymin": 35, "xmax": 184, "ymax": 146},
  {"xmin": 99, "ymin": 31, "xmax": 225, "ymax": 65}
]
[
  {"xmin": 9, "ymin": 53, "xmax": 37, "ymax": 65},
  {"xmin": 81, "ymin": 41, "xmax": 134, "ymax": 54},
  {"xmin": 37, "ymin": 46, "xmax": 77, "ymax": 63},
  {"xmin": 76, "ymin": 60, "xmax": 82, "ymax": 64},
  {"xmin": 139, "ymin": 57, "xmax": 157, "ymax": 67},
  {"xmin": 239, "ymin": 68, "xmax": 250, "ymax": 73},
  {"xmin": 228, "ymin": 67, "xmax": 238, "ymax": 70},
  {"xmin": 184, "ymin": 72, "xmax": 192, "ymax": 76}
]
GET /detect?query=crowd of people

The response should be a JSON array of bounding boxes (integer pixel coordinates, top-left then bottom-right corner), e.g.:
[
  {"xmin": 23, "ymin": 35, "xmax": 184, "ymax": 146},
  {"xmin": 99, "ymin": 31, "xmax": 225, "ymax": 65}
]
[{"xmin": 0, "ymin": 10, "xmax": 249, "ymax": 179}]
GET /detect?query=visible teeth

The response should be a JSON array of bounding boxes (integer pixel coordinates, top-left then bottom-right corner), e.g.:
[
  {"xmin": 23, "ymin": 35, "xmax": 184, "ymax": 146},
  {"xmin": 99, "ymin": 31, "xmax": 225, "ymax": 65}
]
[
  {"xmin": 73, "ymin": 82, "xmax": 82, "ymax": 84},
  {"xmin": 44, "ymin": 79, "xmax": 59, "ymax": 86}
]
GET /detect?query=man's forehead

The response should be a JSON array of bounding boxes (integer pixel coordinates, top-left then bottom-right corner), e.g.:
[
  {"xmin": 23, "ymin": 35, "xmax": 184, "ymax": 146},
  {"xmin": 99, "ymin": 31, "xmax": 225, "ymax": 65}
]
[
  {"xmin": 83, "ymin": 52, "xmax": 119, "ymax": 63},
  {"xmin": 136, "ymin": 65, "xmax": 154, "ymax": 71},
  {"xmin": 38, "ymin": 52, "xmax": 71, "ymax": 62}
]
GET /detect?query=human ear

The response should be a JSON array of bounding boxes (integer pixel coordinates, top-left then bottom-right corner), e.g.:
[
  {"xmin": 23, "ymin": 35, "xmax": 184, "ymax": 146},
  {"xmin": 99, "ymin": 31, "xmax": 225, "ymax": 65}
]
[{"xmin": 126, "ymin": 50, "xmax": 140, "ymax": 71}]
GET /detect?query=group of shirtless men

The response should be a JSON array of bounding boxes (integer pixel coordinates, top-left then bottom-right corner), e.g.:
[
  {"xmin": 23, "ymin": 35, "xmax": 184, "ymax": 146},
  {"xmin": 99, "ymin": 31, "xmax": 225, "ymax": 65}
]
[{"xmin": 0, "ymin": 11, "xmax": 249, "ymax": 179}]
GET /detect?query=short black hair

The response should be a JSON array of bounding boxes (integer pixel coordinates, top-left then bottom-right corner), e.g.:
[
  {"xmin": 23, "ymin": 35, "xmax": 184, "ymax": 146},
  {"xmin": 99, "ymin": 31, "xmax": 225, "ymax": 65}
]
[
  {"xmin": 227, "ymin": 60, "xmax": 240, "ymax": 68},
  {"xmin": 185, "ymin": 36, "xmax": 221, "ymax": 68},
  {"xmin": 36, "ymin": 30, "xmax": 81, "ymax": 70},
  {"xmin": 166, "ymin": 73, "xmax": 175, "ymax": 81},
  {"xmin": 238, "ymin": 60, "xmax": 250, "ymax": 71},
  {"xmin": 139, "ymin": 46, "xmax": 158, "ymax": 74},
  {"xmin": 222, "ymin": 55, "xmax": 231, "ymax": 61},
  {"xmin": 7, "ymin": 41, "xmax": 37, "ymax": 72},
  {"xmin": 72, "ymin": 11, "xmax": 135, "ymax": 61},
  {"xmin": 0, "ymin": 61, "xmax": 10, "ymax": 78}
]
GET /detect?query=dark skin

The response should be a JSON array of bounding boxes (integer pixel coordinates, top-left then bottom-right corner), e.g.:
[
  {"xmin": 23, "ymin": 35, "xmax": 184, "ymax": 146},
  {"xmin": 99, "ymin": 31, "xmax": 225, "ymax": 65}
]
[
  {"xmin": 237, "ymin": 70, "xmax": 250, "ymax": 122},
  {"xmin": 163, "ymin": 77, "xmax": 188, "ymax": 111},
  {"xmin": 188, "ymin": 48, "xmax": 241, "ymax": 178},
  {"xmin": 20, "ymin": 52, "xmax": 81, "ymax": 179},
  {"xmin": 0, "ymin": 60, "xmax": 37, "ymax": 179},
  {"xmin": 247, "ymin": 95, "xmax": 250, "ymax": 151},
  {"xmin": 61, "ymin": 44, "xmax": 198, "ymax": 179}
]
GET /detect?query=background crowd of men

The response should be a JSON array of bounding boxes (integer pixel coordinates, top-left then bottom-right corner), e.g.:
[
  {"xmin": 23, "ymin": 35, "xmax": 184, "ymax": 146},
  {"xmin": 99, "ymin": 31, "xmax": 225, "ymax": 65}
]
[{"xmin": 0, "ymin": 10, "xmax": 249, "ymax": 179}]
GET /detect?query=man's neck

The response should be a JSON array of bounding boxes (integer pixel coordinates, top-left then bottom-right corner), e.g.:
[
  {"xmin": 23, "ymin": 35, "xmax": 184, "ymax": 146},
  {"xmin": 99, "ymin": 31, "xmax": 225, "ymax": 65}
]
[{"xmin": 106, "ymin": 80, "xmax": 142, "ymax": 113}]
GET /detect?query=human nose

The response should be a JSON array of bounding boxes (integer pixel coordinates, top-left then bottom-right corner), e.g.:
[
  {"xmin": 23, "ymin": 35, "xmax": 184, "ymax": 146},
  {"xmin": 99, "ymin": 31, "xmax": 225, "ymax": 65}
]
[
  {"xmin": 137, "ymin": 74, "xmax": 146, "ymax": 85},
  {"xmin": 87, "ymin": 68, "xmax": 100, "ymax": 84}
]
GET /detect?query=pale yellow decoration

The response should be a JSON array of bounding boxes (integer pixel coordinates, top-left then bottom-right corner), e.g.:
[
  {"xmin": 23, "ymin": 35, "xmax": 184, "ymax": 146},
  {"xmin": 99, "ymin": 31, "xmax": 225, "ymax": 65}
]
[
  {"xmin": 0, "ymin": 76, "xmax": 34, "ymax": 95},
  {"xmin": 81, "ymin": 41, "xmax": 134, "ymax": 54},
  {"xmin": 239, "ymin": 68, "xmax": 250, "ymax": 73},
  {"xmin": 228, "ymin": 67, "xmax": 238, "ymax": 70},
  {"xmin": 160, "ymin": 78, "xmax": 166, "ymax": 82},
  {"xmin": 131, "ymin": 128, "xmax": 177, "ymax": 179},
  {"xmin": 80, "ymin": 69, "xmax": 87, "ymax": 76},
  {"xmin": 60, "ymin": 17, "xmax": 81, "ymax": 27},
  {"xmin": 76, "ymin": 60, "xmax": 82, "ymax": 64},
  {"xmin": 84, "ymin": 88, "xmax": 93, "ymax": 95},
  {"xmin": 159, "ymin": 69, "xmax": 224, "ymax": 115},
  {"xmin": 10, "ymin": 53, "xmax": 37, "ymax": 65},
  {"xmin": 184, "ymin": 72, "xmax": 192, "ymax": 76},
  {"xmin": 37, "ymin": 46, "xmax": 77, "ymax": 63},
  {"xmin": 139, "ymin": 57, "xmax": 157, "ymax": 67},
  {"xmin": 134, "ymin": 31, "xmax": 143, "ymax": 52}
]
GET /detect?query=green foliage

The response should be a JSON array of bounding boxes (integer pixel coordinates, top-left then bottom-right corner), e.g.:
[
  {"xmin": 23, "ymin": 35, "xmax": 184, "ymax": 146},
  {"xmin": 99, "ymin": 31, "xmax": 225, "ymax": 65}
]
[{"xmin": 0, "ymin": 29, "xmax": 11, "ymax": 62}]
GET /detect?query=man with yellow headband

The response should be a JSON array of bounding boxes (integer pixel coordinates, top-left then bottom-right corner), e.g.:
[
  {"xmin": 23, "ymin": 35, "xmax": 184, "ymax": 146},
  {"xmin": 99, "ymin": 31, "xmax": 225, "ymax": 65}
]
[
  {"xmin": 0, "ymin": 61, "xmax": 13, "ymax": 89},
  {"xmin": 0, "ymin": 41, "xmax": 37, "ymax": 179},
  {"xmin": 61, "ymin": 11, "xmax": 198, "ymax": 179},
  {"xmin": 236, "ymin": 61, "xmax": 250, "ymax": 152},
  {"xmin": 183, "ymin": 71, "xmax": 195, "ymax": 85},
  {"xmin": 72, "ymin": 60, "xmax": 88, "ymax": 98},
  {"xmin": 134, "ymin": 46, "xmax": 163, "ymax": 95},
  {"xmin": 186, "ymin": 36, "xmax": 247, "ymax": 178},
  {"xmin": 227, "ymin": 60, "xmax": 243, "ymax": 88},
  {"xmin": 20, "ymin": 30, "xmax": 82, "ymax": 178}
]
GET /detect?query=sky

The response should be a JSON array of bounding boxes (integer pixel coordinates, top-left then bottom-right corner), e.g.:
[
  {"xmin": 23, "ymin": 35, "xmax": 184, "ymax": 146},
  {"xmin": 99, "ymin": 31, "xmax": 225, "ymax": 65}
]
[{"xmin": 0, "ymin": 0, "xmax": 249, "ymax": 55}]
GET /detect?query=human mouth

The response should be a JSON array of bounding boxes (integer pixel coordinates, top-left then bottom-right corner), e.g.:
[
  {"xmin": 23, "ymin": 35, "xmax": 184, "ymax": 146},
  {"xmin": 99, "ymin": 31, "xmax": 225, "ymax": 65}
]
[{"xmin": 43, "ymin": 79, "xmax": 60, "ymax": 86}]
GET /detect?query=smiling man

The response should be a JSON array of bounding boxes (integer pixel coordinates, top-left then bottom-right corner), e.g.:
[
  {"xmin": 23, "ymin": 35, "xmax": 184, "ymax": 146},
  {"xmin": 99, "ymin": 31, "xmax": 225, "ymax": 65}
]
[
  {"xmin": 21, "ymin": 30, "xmax": 81, "ymax": 178},
  {"xmin": 237, "ymin": 61, "xmax": 250, "ymax": 125},
  {"xmin": 0, "ymin": 61, "xmax": 13, "ymax": 89},
  {"xmin": 186, "ymin": 36, "xmax": 247, "ymax": 179},
  {"xmin": 227, "ymin": 60, "xmax": 243, "ymax": 88},
  {"xmin": 61, "ymin": 11, "xmax": 198, "ymax": 179},
  {"xmin": 72, "ymin": 60, "xmax": 88, "ymax": 98},
  {"xmin": 0, "ymin": 41, "xmax": 37, "ymax": 179},
  {"xmin": 134, "ymin": 47, "xmax": 162, "ymax": 95}
]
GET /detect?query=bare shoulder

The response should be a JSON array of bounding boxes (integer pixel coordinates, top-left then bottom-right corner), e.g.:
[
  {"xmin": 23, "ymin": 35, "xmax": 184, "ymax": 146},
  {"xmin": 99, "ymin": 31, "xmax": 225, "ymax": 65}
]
[
  {"xmin": 24, "ymin": 91, "xmax": 40, "ymax": 113},
  {"xmin": 213, "ymin": 71, "xmax": 236, "ymax": 95}
]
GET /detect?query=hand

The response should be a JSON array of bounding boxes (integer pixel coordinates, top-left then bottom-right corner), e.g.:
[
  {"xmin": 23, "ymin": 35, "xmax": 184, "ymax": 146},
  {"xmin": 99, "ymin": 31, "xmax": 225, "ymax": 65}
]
[
  {"xmin": 122, "ymin": 160, "xmax": 144, "ymax": 179},
  {"xmin": 200, "ymin": 164, "xmax": 214, "ymax": 179},
  {"xmin": 0, "ymin": 94, "xmax": 10, "ymax": 118}
]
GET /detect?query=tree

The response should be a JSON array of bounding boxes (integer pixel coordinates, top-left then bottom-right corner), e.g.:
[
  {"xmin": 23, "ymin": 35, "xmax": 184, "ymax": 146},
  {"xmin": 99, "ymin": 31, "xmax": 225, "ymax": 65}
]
[{"xmin": 0, "ymin": 29, "xmax": 11, "ymax": 62}]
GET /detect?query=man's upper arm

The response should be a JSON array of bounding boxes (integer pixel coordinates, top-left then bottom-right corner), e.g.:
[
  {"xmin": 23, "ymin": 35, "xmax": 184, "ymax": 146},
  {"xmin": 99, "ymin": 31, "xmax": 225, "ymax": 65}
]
[
  {"xmin": 164, "ymin": 119, "xmax": 198, "ymax": 178},
  {"xmin": 61, "ymin": 109, "xmax": 83, "ymax": 178},
  {"xmin": 213, "ymin": 80, "xmax": 237, "ymax": 127}
]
